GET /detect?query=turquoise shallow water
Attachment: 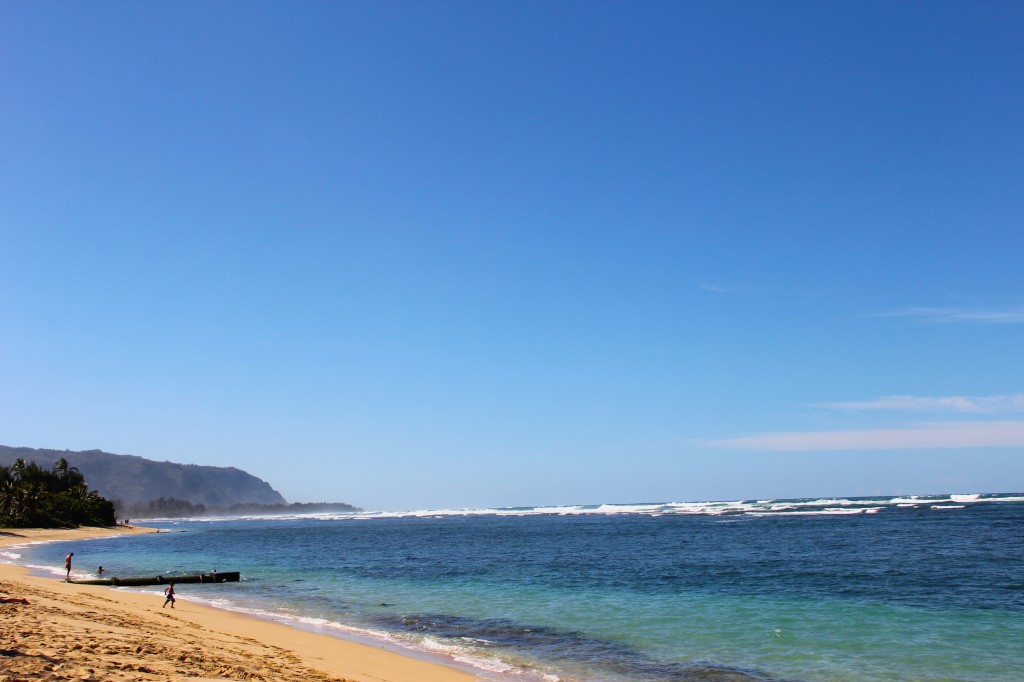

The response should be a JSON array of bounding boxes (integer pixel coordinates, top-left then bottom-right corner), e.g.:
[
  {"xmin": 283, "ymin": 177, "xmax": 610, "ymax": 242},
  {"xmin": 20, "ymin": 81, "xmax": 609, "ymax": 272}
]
[{"xmin": 8, "ymin": 494, "xmax": 1024, "ymax": 681}]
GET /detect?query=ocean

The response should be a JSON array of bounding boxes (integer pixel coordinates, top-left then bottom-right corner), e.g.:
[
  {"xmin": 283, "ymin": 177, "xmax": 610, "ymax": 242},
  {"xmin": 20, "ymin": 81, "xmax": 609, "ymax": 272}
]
[{"xmin": 6, "ymin": 493, "xmax": 1024, "ymax": 682}]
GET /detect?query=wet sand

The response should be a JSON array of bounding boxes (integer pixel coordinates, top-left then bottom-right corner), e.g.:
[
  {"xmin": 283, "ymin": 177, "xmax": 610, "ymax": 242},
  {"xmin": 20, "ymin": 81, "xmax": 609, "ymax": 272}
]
[{"xmin": 0, "ymin": 527, "xmax": 477, "ymax": 682}]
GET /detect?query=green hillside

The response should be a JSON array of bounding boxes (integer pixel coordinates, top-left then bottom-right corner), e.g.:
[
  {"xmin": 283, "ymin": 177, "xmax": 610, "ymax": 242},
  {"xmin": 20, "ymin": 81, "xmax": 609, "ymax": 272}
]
[{"xmin": 0, "ymin": 446, "xmax": 286, "ymax": 508}]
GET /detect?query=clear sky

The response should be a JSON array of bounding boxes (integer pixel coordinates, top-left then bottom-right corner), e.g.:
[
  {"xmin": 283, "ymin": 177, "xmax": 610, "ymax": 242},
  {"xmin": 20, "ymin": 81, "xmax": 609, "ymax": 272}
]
[{"xmin": 2, "ymin": 1, "xmax": 1022, "ymax": 511}]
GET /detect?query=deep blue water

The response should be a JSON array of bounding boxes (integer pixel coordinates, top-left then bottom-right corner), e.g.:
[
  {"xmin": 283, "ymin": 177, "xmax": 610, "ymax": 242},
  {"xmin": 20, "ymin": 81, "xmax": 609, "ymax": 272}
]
[{"xmin": 10, "ymin": 494, "xmax": 1024, "ymax": 681}]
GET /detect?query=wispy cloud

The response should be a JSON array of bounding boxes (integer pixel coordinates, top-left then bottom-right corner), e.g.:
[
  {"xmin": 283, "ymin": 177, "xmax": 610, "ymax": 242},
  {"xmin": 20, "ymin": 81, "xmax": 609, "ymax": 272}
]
[
  {"xmin": 710, "ymin": 420, "xmax": 1024, "ymax": 451},
  {"xmin": 876, "ymin": 306, "xmax": 1024, "ymax": 324},
  {"xmin": 700, "ymin": 282, "xmax": 825, "ymax": 298},
  {"xmin": 700, "ymin": 283, "xmax": 758, "ymax": 295},
  {"xmin": 711, "ymin": 393, "xmax": 1024, "ymax": 452},
  {"xmin": 819, "ymin": 394, "xmax": 1024, "ymax": 414}
]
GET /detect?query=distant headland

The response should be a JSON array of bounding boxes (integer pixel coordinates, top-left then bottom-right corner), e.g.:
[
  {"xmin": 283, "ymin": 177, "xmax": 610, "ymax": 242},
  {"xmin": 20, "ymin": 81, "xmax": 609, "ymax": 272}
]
[{"xmin": 0, "ymin": 445, "xmax": 360, "ymax": 521}]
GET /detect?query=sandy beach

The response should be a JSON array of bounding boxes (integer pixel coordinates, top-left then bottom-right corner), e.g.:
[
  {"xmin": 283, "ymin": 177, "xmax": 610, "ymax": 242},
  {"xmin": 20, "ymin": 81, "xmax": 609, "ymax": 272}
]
[{"xmin": 0, "ymin": 527, "xmax": 477, "ymax": 682}]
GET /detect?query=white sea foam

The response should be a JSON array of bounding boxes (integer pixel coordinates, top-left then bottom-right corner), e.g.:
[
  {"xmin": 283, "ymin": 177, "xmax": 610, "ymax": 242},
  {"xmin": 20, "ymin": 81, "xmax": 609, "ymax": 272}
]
[
  {"xmin": 5, "ymin": 491, "xmax": 1023, "ymax": 682},
  {"xmin": 986, "ymin": 494, "xmax": 1024, "ymax": 503},
  {"xmin": 124, "ymin": 491, "xmax": 1024, "ymax": 524},
  {"xmin": 421, "ymin": 636, "xmax": 518, "ymax": 674},
  {"xmin": 890, "ymin": 496, "xmax": 926, "ymax": 504},
  {"xmin": 748, "ymin": 508, "xmax": 870, "ymax": 517},
  {"xmin": 594, "ymin": 503, "xmax": 658, "ymax": 514},
  {"xmin": 150, "ymin": 590, "xmax": 534, "ymax": 681},
  {"xmin": 16, "ymin": 561, "xmax": 79, "ymax": 580},
  {"xmin": 371, "ymin": 492, "xmax": 1007, "ymax": 520},
  {"xmin": 452, "ymin": 653, "xmax": 518, "ymax": 675}
]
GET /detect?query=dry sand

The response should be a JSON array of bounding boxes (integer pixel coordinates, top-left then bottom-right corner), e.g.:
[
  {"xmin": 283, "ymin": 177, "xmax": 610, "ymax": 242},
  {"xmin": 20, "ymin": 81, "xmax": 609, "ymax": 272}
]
[{"xmin": 0, "ymin": 527, "xmax": 478, "ymax": 682}]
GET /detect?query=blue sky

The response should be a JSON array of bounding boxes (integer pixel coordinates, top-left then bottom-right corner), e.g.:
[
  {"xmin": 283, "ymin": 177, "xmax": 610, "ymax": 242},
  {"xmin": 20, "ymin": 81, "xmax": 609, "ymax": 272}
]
[{"xmin": 2, "ymin": 2, "xmax": 1022, "ymax": 511}]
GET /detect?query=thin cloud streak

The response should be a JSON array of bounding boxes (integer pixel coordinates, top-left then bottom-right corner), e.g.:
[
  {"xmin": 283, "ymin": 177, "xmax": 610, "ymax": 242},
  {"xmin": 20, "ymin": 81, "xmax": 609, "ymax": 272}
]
[
  {"xmin": 877, "ymin": 306, "xmax": 1024, "ymax": 324},
  {"xmin": 711, "ymin": 420, "xmax": 1024, "ymax": 451},
  {"xmin": 699, "ymin": 282, "xmax": 800, "ymax": 297},
  {"xmin": 820, "ymin": 394, "xmax": 1024, "ymax": 414},
  {"xmin": 700, "ymin": 283, "xmax": 759, "ymax": 295}
]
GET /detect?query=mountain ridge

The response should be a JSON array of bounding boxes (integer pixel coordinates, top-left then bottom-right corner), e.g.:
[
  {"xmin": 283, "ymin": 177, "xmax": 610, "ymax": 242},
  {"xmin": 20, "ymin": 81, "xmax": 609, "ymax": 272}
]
[{"xmin": 0, "ymin": 445, "xmax": 287, "ymax": 507}]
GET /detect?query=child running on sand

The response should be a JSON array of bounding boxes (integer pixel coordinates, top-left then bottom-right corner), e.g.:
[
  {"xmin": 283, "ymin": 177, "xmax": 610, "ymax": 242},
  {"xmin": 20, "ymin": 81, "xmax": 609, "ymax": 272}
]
[{"xmin": 163, "ymin": 582, "xmax": 176, "ymax": 608}]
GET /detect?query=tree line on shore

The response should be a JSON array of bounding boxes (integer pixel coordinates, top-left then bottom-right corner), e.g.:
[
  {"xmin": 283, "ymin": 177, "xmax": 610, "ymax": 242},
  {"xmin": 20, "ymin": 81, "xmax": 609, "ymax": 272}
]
[
  {"xmin": 117, "ymin": 497, "xmax": 361, "ymax": 519},
  {"xmin": 0, "ymin": 458, "xmax": 116, "ymax": 527},
  {"xmin": 0, "ymin": 457, "xmax": 360, "ymax": 527}
]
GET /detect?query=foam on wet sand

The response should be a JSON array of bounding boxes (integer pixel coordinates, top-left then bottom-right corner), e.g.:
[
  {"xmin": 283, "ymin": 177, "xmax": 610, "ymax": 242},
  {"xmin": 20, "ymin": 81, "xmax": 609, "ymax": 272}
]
[{"xmin": 0, "ymin": 526, "xmax": 477, "ymax": 682}]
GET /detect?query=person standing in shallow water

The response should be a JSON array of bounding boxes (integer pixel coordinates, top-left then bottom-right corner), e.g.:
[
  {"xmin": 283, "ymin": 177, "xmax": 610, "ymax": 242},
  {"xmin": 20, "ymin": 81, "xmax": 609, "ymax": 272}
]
[
  {"xmin": 163, "ymin": 582, "xmax": 176, "ymax": 609},
  {"xmin": 64, "ymin": 552, "xmax": 73, "ymax": 580}
]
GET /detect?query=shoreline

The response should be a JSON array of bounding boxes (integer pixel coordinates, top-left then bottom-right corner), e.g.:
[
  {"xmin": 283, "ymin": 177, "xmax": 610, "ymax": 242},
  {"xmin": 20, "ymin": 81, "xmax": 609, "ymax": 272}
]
[{"xmin": 0, "ymin": 526, "xmax": 479, "ymax": 682}]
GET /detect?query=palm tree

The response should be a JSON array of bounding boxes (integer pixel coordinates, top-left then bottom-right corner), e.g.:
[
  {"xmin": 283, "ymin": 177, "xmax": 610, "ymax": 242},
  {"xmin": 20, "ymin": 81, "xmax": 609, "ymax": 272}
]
[
  {"xmin": 52, "ymin": 457, "xmax": 70, "ymax": 479},
  {"xmin": 10, "ymin": 483, "xmax": 44, "ymax": 525},
  {"xmin": 50, "ymin": 457, "xmax": 84, "ymax": 492},
  {"xmin": 0, "ymin": 458, "xmax": 116, "ymax": 527},
  {"xmin": 10, "ymin": 458, "xmax": 26, "ymax": 483},
  {"xmin": 0, "ymin": 473, "xmax": 15, "ymax": 523}
]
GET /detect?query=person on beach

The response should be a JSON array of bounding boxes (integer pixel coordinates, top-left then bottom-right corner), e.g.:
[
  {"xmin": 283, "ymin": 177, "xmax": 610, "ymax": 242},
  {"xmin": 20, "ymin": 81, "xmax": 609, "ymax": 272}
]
[
  {"xmin": 64, "ymin": 552, "xmax": 74, "ymax": 579},
  {"xmin": 97, "ymin": 565, "xmax": 104, "ymax": 575},
  {"xmin": 163, "ymin": 581, "xmax": 176, "ymax": 608}
]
